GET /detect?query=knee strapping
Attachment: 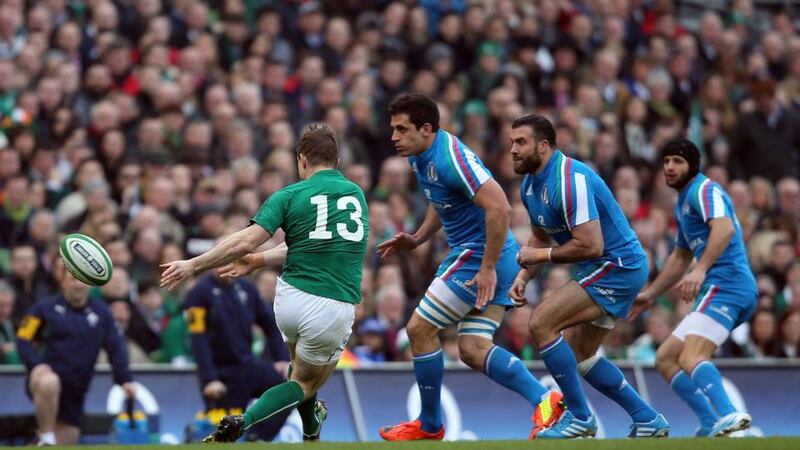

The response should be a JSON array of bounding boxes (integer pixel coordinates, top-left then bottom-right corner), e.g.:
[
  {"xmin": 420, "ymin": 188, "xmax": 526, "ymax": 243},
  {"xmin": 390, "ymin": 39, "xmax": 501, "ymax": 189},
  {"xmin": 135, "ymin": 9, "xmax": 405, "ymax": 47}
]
[
  {"xmin": 457, "ymin": 316, "xmax": 500, "ymax": 340},
  {"xmin": 577, "ymin": 354, "xmax": 601, "ymax": 376}
]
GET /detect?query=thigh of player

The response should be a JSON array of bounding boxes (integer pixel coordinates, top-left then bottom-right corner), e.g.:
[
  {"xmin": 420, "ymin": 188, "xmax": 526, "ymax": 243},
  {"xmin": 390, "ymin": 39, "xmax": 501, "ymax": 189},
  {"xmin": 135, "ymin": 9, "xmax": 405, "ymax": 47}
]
[
  {"xmin": 564, "ymin": 321, "xmax": 611, "ymax": 362},
  {"xmin": 573, "ymin": 259, "xmax": 650, "ymax": 320},
  {"xmin": 274, "ymin": 277, "xmax": 355, "ymax": 366},
  {"xmin": 673, "ymin": 283, "xmax": 757, "ymax": 347},
  {"xmin": 434, "ymin": 244, "xmax": 518, "ymax": 311}
]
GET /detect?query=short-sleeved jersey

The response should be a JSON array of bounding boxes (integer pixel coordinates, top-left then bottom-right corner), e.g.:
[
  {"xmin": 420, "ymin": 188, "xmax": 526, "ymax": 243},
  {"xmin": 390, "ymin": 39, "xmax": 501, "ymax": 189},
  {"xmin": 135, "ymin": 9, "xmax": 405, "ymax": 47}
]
[
  {"xmin": 410, "ymin": 129, "xmax": 516, "ymax": 249},
  {"xmin": 251, "ymin": 169, "xmax": 368, "ymax": 304},
  {"xmin": 674, "ymin": 174, "xmax": 756, "ymax": 290},
  {"xmin": 520, "ymin": 150, "xmax": 646, "ymax": 268}
]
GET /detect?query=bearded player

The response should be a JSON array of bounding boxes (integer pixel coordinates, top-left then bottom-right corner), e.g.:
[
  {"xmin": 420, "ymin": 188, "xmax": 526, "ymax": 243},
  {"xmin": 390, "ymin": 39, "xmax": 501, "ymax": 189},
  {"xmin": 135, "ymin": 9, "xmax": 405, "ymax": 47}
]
[
  {"xmin": 631, "ymin": 138, "xmax": 754, "ymax": 437},
  {"xmin": 377, "ymin": 94, "xmax": 563, "ymax": 441},
  {"xmin": 510, "ymin": 114, "xmax": 668, "ymax": 439},
  {"xmin": 160, "ymin": 125, "xmax": 367, "ymax": 442}
]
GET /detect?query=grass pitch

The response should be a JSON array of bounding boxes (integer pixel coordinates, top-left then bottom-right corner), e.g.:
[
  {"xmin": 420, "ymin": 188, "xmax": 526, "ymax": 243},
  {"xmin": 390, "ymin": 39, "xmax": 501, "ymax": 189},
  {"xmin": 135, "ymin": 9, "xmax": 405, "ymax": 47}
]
[{"xmin": 58, "ymin": 437, "xmax": 798, "ymax": 450}]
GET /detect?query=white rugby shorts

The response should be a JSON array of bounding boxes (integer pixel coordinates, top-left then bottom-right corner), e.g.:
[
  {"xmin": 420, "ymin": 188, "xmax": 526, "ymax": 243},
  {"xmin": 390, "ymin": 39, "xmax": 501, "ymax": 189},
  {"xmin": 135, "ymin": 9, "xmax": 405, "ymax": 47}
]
[{"xmin": 273, "ymin": 277, "xmax": 355, "ymax": 365}]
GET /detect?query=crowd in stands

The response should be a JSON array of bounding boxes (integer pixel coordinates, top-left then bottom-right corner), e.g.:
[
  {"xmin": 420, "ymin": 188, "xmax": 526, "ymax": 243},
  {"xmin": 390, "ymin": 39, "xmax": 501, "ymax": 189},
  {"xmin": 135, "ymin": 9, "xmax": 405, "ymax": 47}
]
[{"xmin": 1, "ymin": 0, "xmax": 799, "ymax": 368}]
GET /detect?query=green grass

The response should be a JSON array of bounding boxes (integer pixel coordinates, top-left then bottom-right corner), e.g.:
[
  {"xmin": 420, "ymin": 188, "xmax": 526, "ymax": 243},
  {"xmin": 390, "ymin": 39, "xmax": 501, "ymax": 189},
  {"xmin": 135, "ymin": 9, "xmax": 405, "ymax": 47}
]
[{"xmin": 59, "ymin": 437, "xmax": 800, "ymax": 450}]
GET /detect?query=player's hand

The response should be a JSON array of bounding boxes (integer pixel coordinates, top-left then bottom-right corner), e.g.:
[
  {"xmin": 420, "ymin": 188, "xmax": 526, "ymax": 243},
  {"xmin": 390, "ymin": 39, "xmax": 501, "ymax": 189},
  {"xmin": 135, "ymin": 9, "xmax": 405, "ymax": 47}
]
[
  {"xmin": 376, "ymin": 233, "xmax": 418, "ymax": 259},
  {"xmin": 677, "ymin": 268, "xmax": 706, "ymax": 303},
  {"xmin": 160, "ymin": 260, "xmax": 195, "ymax": 291},
  {"xmin": 217, "ymin": 254, "xmax": 257, "ymax": 280},
  {"xmin": 516, "ymin": 246, "xmax": 538, "ymax": 267},
  {"xmin": 274, "ymin": 361, "xmax": 290, "ymax": 379},
  {"xmin": 627, "ymin": 292, "xmax": 655, "ymax": 321},
  {"xmin": 203, "ymin": 380, "xmax": 227, "ymax": 400},
  {"xmin": 122, "ymin": 382, "xmax": 136, "ymax": 399},
  {"xmin": 466, "ymin": 265, "xmax": 497, "ymax": 309},
  {"xmin": 509, "ymin": 272, "xmax": 530, "ymax": 307}
]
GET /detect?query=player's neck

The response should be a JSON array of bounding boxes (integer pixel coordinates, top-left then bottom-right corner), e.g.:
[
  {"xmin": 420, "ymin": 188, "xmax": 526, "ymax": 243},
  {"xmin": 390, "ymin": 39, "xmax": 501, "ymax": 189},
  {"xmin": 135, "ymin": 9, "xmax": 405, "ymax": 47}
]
[
  {"xmin": 302, "ymin": 165, "xmax": 335, "ymax": 179},
  {"xmin": 533, "ymin": 149, "xmax": 556, "ymax": 176}
]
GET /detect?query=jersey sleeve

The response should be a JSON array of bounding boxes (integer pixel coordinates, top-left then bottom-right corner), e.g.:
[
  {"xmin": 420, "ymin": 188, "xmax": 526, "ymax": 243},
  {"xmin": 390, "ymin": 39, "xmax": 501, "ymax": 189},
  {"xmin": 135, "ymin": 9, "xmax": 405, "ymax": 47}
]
[
  {"xmin": 251, "ymin": 187, "xmax": 290, "ymax": 234},
  {"xmin": 691, "ymin": 180, "xmax": 731, "ymax": 223},
  {"xmin": 16, "ymin": 302, "xmax": 45, "ymax": 369},
  {"xmin": 675, "ymin": 228, "xmax": 689, "ymax": 250},
  {"xmin": 559, "ymin": 169, "xmax": 599, "ymax": 230},
  {"xmin": 444, "ymin": 135, "xmax": 492, "ymax": 199}
]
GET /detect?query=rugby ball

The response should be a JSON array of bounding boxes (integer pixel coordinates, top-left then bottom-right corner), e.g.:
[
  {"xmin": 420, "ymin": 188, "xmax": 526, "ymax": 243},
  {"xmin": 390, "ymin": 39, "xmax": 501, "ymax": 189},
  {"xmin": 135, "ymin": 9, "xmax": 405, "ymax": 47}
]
[{"xmin": 59, "ymin": 233, "xmax": 113, "ymax": 286}]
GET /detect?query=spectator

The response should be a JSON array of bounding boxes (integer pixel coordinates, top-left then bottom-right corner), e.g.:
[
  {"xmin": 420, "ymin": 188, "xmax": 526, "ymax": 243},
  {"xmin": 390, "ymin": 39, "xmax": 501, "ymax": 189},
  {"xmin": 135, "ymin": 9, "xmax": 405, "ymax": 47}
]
[
  {"xmin": 779, "ymin": 308, "xmax": 800, "ymax": 358},
  {"xmin": 8, "ymin": 244, "xmax": 51, "ymax": 326},
  {"xmin": 730, "ymin": 79, "xmax": 800, "ymax": 182},
  {"xmin": 628, "ymin": 309, "xmax": 672, "ymax": 364},
  {"xmin": 353, "ymin": 317, "xmax": 389, "ymax": 364},
  {"xmin": 0, "ymin": 279, "xmax": 19, "ymax": 364},
  {"xmin": 0, "ymin": 174, "xmax": 32, "ymax": 248}
]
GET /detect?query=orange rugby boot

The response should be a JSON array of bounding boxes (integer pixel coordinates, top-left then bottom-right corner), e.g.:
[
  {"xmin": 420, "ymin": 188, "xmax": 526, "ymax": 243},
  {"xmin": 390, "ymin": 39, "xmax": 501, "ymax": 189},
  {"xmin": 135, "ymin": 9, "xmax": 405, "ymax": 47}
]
[{"xmin": 379, "ymin": 419, "xmax": 445, "ymax": 441}]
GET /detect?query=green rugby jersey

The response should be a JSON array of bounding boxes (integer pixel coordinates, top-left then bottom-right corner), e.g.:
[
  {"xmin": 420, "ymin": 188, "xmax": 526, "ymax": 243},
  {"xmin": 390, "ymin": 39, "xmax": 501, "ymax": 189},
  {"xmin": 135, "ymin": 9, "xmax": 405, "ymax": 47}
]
[{"xmin": 251, "ymin": 169, "xmax": 368, "ymax": 303}]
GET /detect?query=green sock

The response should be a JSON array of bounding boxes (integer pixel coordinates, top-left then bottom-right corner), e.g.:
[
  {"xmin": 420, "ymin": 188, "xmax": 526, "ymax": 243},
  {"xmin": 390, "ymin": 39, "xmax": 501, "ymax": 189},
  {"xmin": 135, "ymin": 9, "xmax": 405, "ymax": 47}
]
[
  {"xmin": 286, "ymin": 363, "xmax": 321, "ymax": 435},
  {"xmin": 243, "ymin": 381, "xmax": 304, "ymax": 430},
  {"xmin": 297, "ymin": 394, "xmax": 320, "ymax": 436}
]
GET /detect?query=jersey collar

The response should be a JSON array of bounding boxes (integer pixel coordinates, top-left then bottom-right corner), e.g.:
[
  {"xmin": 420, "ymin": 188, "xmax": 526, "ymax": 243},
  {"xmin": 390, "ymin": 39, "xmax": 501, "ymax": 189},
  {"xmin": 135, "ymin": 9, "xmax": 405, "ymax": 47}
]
[
  {"xmin": 679, "ymin": 173, "xmax": 706, "ymax": 200},
  {"xmin": 418, "ymin": 129, "xmax": 446, "ymax": 159},
  {"xmin": 531, "ymin": 149, "xmax": 563, "ymax": 182}
]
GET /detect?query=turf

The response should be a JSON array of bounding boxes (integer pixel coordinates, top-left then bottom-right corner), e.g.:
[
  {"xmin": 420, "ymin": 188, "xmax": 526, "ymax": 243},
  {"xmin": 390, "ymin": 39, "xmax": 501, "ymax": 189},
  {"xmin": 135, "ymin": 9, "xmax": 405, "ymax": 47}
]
[{"xmin": 57, "ymin": 437, "xmax": 799, "ymax": 450}]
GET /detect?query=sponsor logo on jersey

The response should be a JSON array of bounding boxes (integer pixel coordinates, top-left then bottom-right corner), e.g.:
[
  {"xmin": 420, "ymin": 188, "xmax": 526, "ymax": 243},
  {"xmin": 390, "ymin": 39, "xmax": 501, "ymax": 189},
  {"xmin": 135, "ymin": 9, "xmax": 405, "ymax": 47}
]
[
  {"xmin": 543, "ymin": 225, "xmax": 569, "ymax": 234},
  {"xmin": 708, "ymin": 304, "xmax": 733, "ymax": 322},
  {"xmin": 538, "ymin": 215, "xmax": 546, "ymax": 225},
  {"xmin": 689, "ymin": 237, "xmax": 704, "ymax": 251},
  {"xmin": 526, "ymin": 184, "xmax": 533, "ymax": 196},
  {"xmin": 542, "ymin": 185, "xmax": 549, "ymax": 205},
  {"xmin": 594, "ymin": 287, "xmax": 617, "ymax": 303},
  {"xmin": 451, "ymin": 277, "xmax": 477, "ymax": 297}
]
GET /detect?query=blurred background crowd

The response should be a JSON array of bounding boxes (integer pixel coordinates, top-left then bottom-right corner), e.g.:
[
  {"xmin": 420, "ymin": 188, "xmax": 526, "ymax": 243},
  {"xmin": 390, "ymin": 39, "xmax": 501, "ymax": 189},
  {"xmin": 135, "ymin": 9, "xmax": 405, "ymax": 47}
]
[{"xmin": 0, "ymin": 0, "xmax": 799, "ymax": 369}]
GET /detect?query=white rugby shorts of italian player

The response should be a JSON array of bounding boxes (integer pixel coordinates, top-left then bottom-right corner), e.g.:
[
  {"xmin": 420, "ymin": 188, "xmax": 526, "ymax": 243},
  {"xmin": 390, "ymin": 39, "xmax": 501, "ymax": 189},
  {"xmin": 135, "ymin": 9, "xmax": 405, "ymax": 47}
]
[{"xmin": 273, "ymin": 276, "xmax": 355, "ymax": 365}]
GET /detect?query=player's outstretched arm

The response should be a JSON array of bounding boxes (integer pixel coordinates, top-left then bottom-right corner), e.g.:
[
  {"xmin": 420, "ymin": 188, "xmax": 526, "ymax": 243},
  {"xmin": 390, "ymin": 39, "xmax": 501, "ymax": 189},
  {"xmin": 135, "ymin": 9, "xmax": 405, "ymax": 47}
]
[
  {"xmin": 628, "ymin": 247, "xmax": 693, "ymax": 320},
  {"xmin": 377, "ymin": 205, "xmax": 441, "ymax": 258},
  {"xmin": 469, "ymin": 179, "xmax": 510, "ymax": 308},
  {"xmin": 160, "ymin": 226, "xmax": 272, "ymax": 290},
  {"xmin": 217, "ymin": 243, "xmax": 288, "ymax": 279}
]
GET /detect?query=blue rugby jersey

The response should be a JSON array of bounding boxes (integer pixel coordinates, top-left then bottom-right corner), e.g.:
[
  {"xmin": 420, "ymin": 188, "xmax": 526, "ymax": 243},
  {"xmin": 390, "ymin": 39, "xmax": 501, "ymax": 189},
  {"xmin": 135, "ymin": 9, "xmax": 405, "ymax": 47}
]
[
  {"xmin": 409, "ymin": 129, "xmax": 516, "ymax": 250},
  {"xmin": 519, "ymin": 150, "xmax": 646, "ymax": 268},
  {"xmin": 674, "ymin": 174, "xmax": 756, "ymax": 292},
  {"xmin": 16, "ymin": 295, "xmax": 131, "ymax": 390}
]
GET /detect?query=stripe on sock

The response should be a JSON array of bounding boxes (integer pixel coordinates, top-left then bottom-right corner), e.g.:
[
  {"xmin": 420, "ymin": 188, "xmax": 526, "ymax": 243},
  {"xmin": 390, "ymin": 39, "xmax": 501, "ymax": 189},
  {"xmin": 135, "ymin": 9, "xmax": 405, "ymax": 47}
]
[
  {"xmin": 483, "ymin": 346, "xmax": 499, "ymax": 377},
  {"xmin": 539, "ymin": 335, "xmax": 564, "ymax": 355},
  {"xmin": 690, "ymin": 360, "xmax": 713, "ymax": 378},
  {"xmin": 413, "ymin": 348, "xmax": 443, "ymax": 362}
]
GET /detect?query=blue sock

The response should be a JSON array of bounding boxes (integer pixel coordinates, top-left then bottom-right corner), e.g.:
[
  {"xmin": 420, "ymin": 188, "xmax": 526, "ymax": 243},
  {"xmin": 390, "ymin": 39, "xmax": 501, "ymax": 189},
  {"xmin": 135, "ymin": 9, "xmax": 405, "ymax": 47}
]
[
  {"xmin": 485, "ymin": 346, "xmax": 548, "ymax": 408},
  {"xmin": 413, "ymin": 349, "xmax": 444, "ymax": 432},
  {"xmin": 670, "ymin": 370, "xmax": 718, "ymax": 428},
  {"xmin": 691, "ymin": 361, "xmax": 735, "ymax": 416},
  {"xmin": 581, "ymin": 356, "xmax": 656, "ymax": 423},
  {"xmin": 539, "ymin": 335, "xmax": 591, "ymax": 420}
]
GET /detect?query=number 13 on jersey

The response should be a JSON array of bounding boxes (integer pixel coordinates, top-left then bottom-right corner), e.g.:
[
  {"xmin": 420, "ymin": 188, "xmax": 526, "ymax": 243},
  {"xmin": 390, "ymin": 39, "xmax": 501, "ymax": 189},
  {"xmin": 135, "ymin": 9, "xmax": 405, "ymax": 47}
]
[{"xmin": 309, "ymin": 195, "xmax": 365, "ymax": 242}]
